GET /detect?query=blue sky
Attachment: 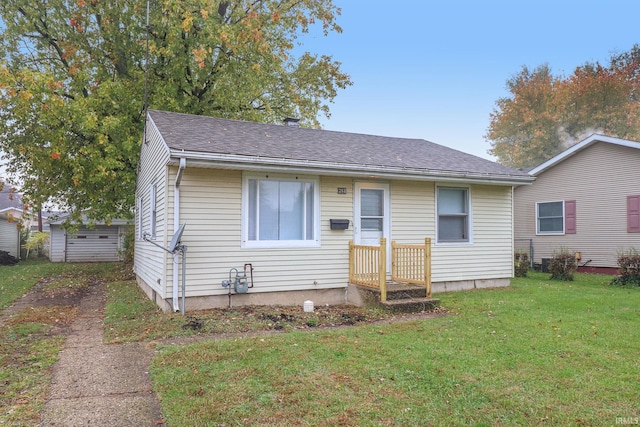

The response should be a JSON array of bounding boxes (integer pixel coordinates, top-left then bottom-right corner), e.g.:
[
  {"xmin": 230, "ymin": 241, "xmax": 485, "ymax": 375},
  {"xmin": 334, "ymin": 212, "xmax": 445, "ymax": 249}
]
[{"xmin": 302, "ymin": 0, "xmax": 640, "ymax": 160}]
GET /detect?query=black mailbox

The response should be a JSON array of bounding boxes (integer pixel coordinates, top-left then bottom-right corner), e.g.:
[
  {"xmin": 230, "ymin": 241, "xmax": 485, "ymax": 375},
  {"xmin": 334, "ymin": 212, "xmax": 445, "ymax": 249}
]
[{"xmin": 330, "ymin": 219, "xmax": 349, "ymax": 230}]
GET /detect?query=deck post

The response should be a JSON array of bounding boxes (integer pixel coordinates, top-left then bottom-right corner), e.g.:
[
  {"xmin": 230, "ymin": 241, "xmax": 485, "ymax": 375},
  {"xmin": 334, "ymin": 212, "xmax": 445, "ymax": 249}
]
[
  {"xmin": 424, "ymin": 237, "xmax": 432, "ymax": 297},
  {"xmin": 379, "ymin": 238, "xmax": 387, "ymax": 302},
  {"xmin": 349, "ymin": 240, "xmax": 354, "ymax": 284}
]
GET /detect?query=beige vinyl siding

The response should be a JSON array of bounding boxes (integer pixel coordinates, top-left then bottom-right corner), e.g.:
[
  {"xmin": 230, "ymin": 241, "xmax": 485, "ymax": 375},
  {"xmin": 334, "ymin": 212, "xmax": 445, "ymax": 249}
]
[
  {"xmin": 390, "ymin": 180, "xmax": 435, "ymax": 243},
  {"xmin": 390, "ymin": 182, "xmax": 513, "ymax": 281},
  {"xmin": 432, "ymin": 184, "xmax": 514, "ymax": 281},
  {"xmin": 0, "ymin": 218, "xmax": 20, "ymax": 258},
  {"xmin": 133, "ymin": 120, "xmax": 171, "ymax": 296},
  {"xmin": 514, "ymin": 142, "xmax": 640, "ymax": 268},
  {"xmin": 164, "ymin": 169, "xmax": 354, "ymax": 297}
]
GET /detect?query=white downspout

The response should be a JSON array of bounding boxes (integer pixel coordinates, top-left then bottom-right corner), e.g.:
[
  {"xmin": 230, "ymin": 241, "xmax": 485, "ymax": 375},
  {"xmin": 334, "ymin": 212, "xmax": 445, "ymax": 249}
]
[{"xmin": 172, "ymin": 157, "xmax": 186, "ymax": 311}]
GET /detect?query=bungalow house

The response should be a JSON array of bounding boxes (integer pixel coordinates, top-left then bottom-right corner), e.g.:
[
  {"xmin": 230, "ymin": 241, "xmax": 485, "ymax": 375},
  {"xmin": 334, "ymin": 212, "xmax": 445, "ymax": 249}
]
[
  {"xmin": 134, "ymin": 110, "xmax": 533, "ymax": 312},
  {"xmin": 514, "ymin": 134, "xmax": 640, "ymax": 273}
]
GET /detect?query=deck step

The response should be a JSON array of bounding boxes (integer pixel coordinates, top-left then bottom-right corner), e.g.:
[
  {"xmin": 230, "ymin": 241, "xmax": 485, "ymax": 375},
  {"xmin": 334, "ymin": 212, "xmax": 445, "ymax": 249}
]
[
  {"xmin": 386, "ymin": 282, "xmax": 427, "ymax": 300},
  {"xmin": 380, "ymin": 297, "xmax": 440, "ymax": 313}
]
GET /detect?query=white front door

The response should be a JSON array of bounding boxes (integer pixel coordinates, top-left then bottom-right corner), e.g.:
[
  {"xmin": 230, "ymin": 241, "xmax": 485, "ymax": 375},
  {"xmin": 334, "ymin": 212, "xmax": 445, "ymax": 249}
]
[{"xmin": 354, "ymin": 182, "xmax": 391, "ymax": 271}]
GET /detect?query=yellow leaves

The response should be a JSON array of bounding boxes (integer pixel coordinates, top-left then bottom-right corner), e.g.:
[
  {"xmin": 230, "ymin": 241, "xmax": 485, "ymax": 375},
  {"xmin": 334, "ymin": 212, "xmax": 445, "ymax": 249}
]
[
  {"xmin": 18, "ymin": 90, "xmax": 33, "ymax": 100},
  {"xmin": 191, "ymin": 47, "xmax": 207, "ymax": 68},
  {"xmin": 181, "ymin": 15, "xmax": 193, "ymax": 32},
  {"xmin": 251, "ymin": 64, "xmax": 260, "ymax": 71},
  {"xmin": 271, "ymin": 11, "xmax": 280, "ymax": 22},
  {"xmin": 220, "ymin": 31, "xmax": 230, "ymax": 45},
  {"xmin": 200, "ymin": 9, "xmax": 208, "ymax": 19}
]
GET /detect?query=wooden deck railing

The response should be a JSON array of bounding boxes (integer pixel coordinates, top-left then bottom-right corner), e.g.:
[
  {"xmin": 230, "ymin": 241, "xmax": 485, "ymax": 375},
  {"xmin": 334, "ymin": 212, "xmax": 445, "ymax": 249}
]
[
  {"xmin": 349, "ymin": 237, "xmax": 432, "ymax": 301},
  {"xmin": 349, "ymin": 238, "xmax": 387, "ymax": 301},
  {"xmin": 392, "ymin": 238, "xmax": 432, "ymax": 297}
]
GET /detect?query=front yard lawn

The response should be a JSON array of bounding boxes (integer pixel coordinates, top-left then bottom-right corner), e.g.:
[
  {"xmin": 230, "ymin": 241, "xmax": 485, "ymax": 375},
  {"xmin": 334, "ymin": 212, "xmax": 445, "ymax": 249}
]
[{"xmin": 150, "ymin": 272, "xmax": 640, "ymax": 426}]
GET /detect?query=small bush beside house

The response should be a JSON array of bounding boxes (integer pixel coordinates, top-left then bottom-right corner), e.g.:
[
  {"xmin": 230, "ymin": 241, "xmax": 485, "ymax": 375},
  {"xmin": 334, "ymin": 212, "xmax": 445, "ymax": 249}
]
[
  {"xmin": 550, "ymin": 248, "xmax": 577, "ymax": 281},
  {"xmin": 611, "ymin": 249, "xmax": 640, "ymax": 286},
  {"xmin": 514, "ymin": 251, "xmax": 529, "ymax": 277}
]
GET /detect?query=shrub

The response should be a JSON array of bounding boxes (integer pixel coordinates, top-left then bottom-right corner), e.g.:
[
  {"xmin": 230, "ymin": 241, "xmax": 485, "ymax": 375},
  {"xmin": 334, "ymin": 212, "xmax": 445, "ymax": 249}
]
[
  {"xmin": 23, "ymin": 232, "xmax": 50, "ymax": 259},
  {"xmin": 611, "ymin": 248, "xmax": 640, "ymax": 287},
  {"xmin": 119, "ymin": 226, "xmax": 135, "ymax": 264},
  {"xmin": 549, "ymin": 248, "xmax": 576, "ymax": 281},
  {"xmin": 514, "ymin": 251, "xmax": 529, "ymax": 277}
]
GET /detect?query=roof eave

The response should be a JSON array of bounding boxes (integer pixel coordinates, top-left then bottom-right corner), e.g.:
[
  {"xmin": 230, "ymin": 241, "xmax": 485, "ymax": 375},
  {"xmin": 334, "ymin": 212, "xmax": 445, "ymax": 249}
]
[
  {"xmin": 529, "ymin": 134, "xmax": 640, "ymax": 176},
  {"xmin": 168, "ymin": 150, "xmax": 534, "ymax": 186}
]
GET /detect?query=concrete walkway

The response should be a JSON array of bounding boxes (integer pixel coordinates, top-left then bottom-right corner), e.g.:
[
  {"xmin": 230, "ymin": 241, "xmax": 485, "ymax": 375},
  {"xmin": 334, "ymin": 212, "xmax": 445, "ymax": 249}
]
[{"xmin": 40, "ymin": 283, "xmax": 166, "ymax": 427}]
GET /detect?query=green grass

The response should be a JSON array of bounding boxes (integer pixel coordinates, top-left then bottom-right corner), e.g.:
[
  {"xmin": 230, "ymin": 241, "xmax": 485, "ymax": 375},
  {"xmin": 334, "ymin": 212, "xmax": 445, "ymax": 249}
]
[
  {"xmin": 151, "ymin": 272, "xmax": 640, "ymax": 426},
  {"xmin": 0, "ymin": 260, "xmax": 131, "ymax": 426},
  {"xmin": 0, "ymin": 259, "xmax": 71, "ymax": 310}
]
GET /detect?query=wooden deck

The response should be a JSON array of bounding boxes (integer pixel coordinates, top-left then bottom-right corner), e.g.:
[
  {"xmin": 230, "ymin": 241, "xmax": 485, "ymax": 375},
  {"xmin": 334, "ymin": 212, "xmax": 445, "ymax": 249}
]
[{"xmin": 349, "ymin": 238, "xmax": 432, "ymax": 302}]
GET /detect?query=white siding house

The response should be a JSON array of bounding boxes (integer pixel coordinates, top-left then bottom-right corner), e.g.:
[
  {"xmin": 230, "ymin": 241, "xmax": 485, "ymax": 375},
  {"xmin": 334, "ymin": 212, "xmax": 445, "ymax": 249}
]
[
  {"xmin": 514, "ymin": 134, "xmax": 640, "ymax": 272},
  {"xmin": 0, "ymin": 213, "xmax": 20, "ymax": 258},
  {"xmin": 135, "ymin": 110, "xmax": 534, "ymax": 312}
]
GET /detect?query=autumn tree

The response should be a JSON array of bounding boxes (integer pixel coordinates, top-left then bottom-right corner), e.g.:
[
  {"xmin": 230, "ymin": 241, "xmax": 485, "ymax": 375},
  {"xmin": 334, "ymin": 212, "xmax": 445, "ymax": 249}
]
[
  {"xmin": 0, "ymin": 0, "xmax": 351, "ymax": 223},
  {"xmin": 486, "ymin": 45, "xmax": 640, "ymax": 168}
]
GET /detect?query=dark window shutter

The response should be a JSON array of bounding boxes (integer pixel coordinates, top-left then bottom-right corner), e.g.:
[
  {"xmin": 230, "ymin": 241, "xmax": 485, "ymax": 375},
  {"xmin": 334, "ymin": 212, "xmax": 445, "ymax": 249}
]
[
  {"xmin": 564, "ymin": 200, "xmax": 576, "ymax": 234},
  {"xmin": 628, "ymin": 195, "xmax": 640, "ymax": 233}
]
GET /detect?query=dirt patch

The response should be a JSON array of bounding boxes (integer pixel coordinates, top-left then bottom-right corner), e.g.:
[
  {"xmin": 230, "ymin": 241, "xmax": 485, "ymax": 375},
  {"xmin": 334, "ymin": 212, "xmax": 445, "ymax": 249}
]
[{"xmin": 0, "ymin": 275, "xmax": 96, "ymax": 327}]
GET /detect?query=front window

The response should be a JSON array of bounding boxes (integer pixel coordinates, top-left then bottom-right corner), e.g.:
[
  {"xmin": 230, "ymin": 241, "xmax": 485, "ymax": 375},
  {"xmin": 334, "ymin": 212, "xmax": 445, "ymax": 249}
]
[
  {"xmin": 244, "ymin": 175, "xmax": 319, "ymax": 248},
  {"xmin": 437, "ymin": 187, "xmax": 469, "ymax": 243},
  {"xmin": 537, "ymin": 201, "xmax": 564, "ymax": 234}
]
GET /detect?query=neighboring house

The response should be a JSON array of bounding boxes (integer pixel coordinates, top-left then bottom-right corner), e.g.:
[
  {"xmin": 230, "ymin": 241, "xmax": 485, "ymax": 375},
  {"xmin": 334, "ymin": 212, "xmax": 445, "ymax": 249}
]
[
  {"xmin": 514, "ymin": 134, "xmax": 640, "ymax": 273},
  {"xmin": 0, "ymin": 182, "xmax": 26, "ymax": 225},
  {"xmin": 135, "ymin": 109, "xmax": 533, "ymax": 312},
  {"xmin": 0, "ymin": 183, "xmax": 24, "ymax": 259},
  {"xmin": 49, "ymin": 215, "xmax": 130, "ymax": 262},
  {"xmin": 0, "ymin": 212, "xmax": 20, "ymax": 258}
]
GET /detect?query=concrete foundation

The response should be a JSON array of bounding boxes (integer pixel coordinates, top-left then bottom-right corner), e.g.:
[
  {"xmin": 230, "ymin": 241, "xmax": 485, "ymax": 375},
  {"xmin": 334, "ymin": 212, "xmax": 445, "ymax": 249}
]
[
  {"xmin": 431, "ymin": 278, "xmax": 510, "ymax": 293},
  {"xmin": 136, "ymin": 275, "xmax": 511, "ymax": 312}
]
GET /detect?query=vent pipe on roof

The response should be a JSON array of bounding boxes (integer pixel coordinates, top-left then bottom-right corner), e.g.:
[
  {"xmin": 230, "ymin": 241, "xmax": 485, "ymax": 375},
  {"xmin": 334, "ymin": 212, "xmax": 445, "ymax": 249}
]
[{"xmin": 283, "ymin": 117, "xmax": 300, "ymax": 127}]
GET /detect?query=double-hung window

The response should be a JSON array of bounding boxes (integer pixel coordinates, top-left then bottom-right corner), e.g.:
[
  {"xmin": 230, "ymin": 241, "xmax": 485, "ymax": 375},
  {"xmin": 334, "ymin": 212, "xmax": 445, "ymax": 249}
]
[
  {"xmin": 243, "ymin": 174, "xmax": 319, "ymax": 248},
  {"xmin": 437, "ymin": 187, "xmax": 470, "ymax": 243},
  {"xmin": 536, "ymin": 201, "xmax": 564, "ymax": 234}
]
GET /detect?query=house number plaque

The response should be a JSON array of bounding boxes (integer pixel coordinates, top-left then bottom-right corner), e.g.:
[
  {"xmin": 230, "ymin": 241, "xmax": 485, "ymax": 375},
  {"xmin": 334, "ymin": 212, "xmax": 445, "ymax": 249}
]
[{"xmin": 337, "ymin": 187, "xmax": 347, "ymax": 194}]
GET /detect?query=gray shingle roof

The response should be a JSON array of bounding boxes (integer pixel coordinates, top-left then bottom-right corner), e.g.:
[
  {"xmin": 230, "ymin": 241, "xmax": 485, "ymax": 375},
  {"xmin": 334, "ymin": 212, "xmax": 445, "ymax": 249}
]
[
  {"xmin": 0, "ymin": 182, "xmax": 23, "ymax": 212},
  {"xmin": 148, "ymin": 109, "xmax": 531, "ymax": 181}
]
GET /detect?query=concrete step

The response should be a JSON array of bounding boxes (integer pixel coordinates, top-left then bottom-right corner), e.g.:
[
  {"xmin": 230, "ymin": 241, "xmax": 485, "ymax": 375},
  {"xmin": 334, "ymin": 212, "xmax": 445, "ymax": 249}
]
[
  {"xmin": 380, "ymin": 297, "xmax": 440, "ymax": 313},
  {"xmin": 386, "ymin": 282, "xmax": 427, "ymax": 300}
]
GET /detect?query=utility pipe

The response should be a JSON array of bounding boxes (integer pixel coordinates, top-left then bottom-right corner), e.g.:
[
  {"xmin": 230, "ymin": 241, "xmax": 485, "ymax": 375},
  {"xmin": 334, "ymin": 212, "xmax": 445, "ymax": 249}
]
[{"xmin": 172, "ymin": 157, "xmax": 186, "ymax": 312}]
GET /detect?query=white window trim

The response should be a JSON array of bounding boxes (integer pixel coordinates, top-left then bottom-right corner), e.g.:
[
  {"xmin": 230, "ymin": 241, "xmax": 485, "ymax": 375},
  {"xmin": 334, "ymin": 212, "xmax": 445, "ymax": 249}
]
[
  {"xmin": 241, "ymin": 173, "xmax": 321, "ymax": 249},
  {"xmin": 136, "ymin": 196, "xmax": 143, "ymax": 240},
  {"xmin": 536, "ymin": 200, "xmax": 565, "ymax": 235},
  {"xmin": 435, "ymin": 185, "xmax": 473, "ymax": 245},
  {"xmin": 150, "ymin": 183, "xmax": 157, "ymax": 239}
]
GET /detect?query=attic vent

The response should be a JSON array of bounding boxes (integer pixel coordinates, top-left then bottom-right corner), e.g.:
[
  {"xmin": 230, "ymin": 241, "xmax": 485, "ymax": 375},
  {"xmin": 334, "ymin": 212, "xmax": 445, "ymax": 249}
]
[{"xmin": 283, "ymin": 117, "xmax": 300, "ymax": 127}]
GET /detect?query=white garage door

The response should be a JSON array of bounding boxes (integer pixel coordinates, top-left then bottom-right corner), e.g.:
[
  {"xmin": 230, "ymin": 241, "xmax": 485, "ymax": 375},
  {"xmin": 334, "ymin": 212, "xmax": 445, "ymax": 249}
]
[{"xmin": 66, "ymin": 226, "xmax": 121, "ymax": 262}]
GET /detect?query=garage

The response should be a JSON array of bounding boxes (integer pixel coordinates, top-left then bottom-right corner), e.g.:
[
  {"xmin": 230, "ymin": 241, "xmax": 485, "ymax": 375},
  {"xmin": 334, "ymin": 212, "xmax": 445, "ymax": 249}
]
[{"xmin": 49, "ymin": 217, "xmax": 130, "ymax": 262}]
